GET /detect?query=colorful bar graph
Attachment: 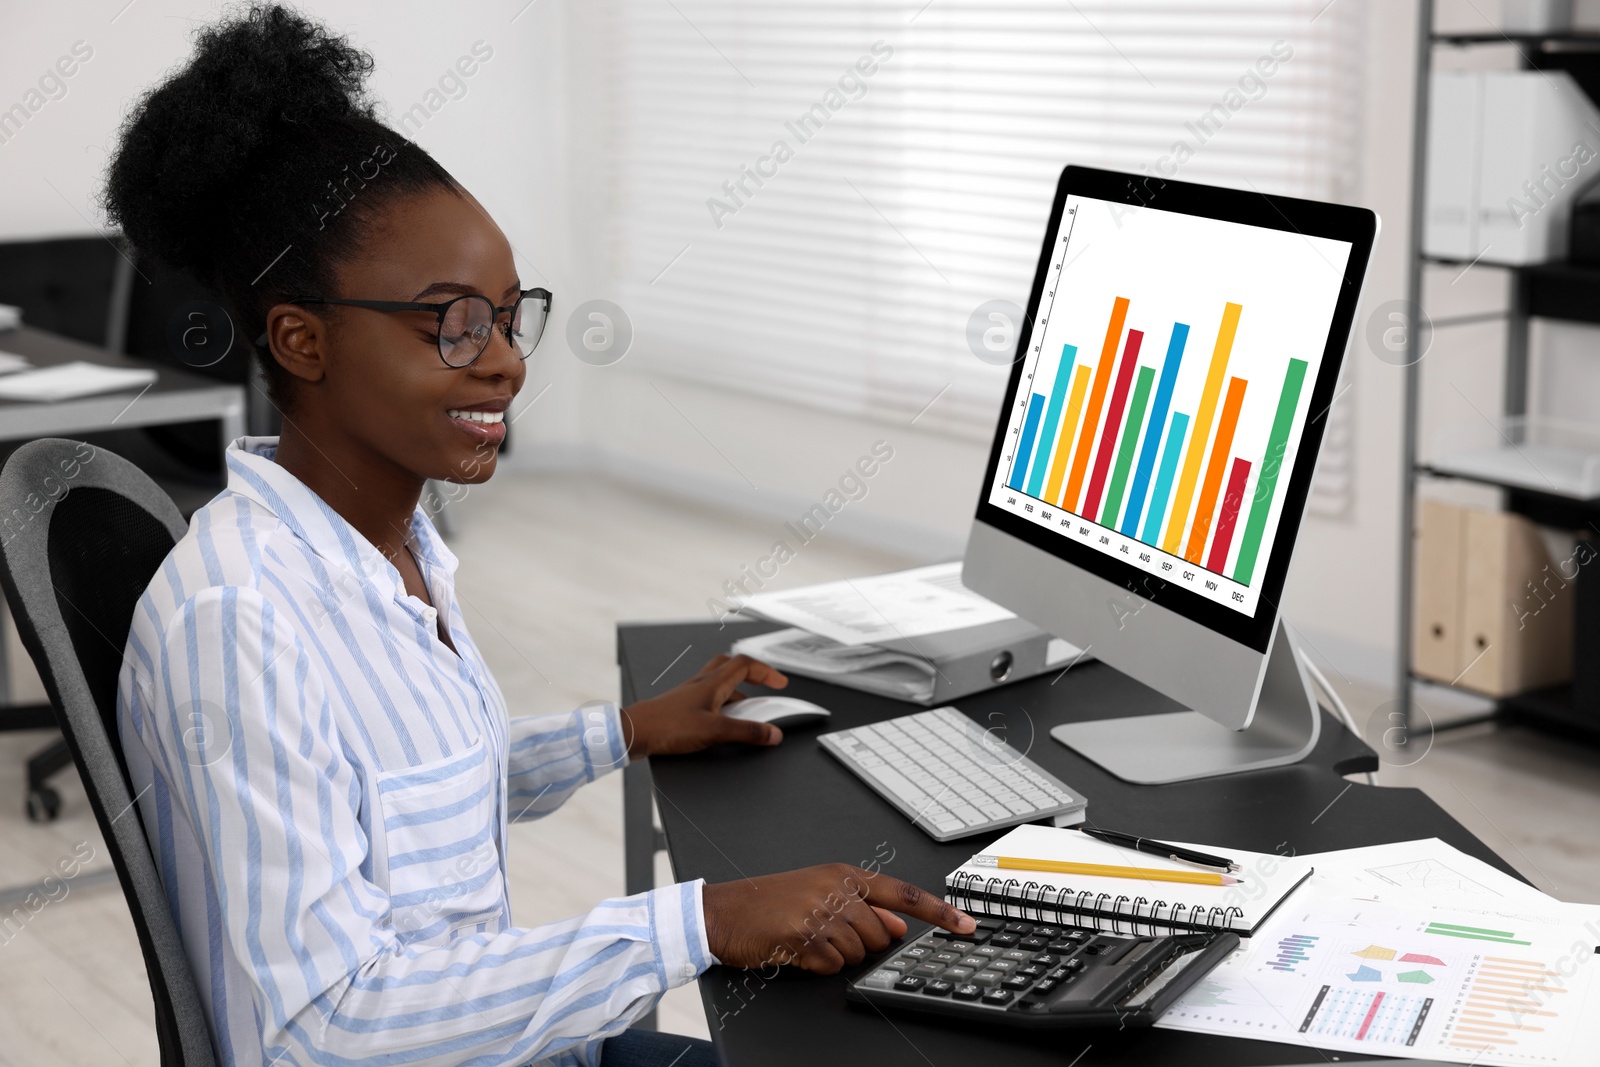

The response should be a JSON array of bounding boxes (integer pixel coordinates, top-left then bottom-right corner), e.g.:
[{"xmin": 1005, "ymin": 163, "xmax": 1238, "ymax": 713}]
[
  {"xmin": 1162, "ymin": 301, "xmax": 1242, "ymax": 553},
  {"xmin": 1082, "ymin": 328, "xmax": 1145, "ymax": 519},
  {"xmin": 1062, "ymin": 297, "xmax": 1130, "ymax": 511},
  {"xmin": 1007, "ymin": 392, "xmax": 1046, "ymax": 491},
  {"xmin": 1185, "ymin": 375, "xmax": 1249, "ymax": 564},
  {"xmin": 1044, "ymin": 367, "xmax": 1092, "ymax": 503},
  {"xmin": 1268, "ymin": 933, "xmax": 1319, "ymax": 973},
  {"xmin": 1232, "ymin": 357, "xmax": 1308, "ymax": 586},
  {"xmin": 1140, "ymin": 412, "xmax": 1190, "ymax": 545},
  {"xmin": 1002, "ymin": 288, "xmax": 1321, "ymax": 606},
  {"xmin": 1025, "ymin": 345, "xmax": 1079, "ymax": 497},
  {"xmin": 1206, "ymin": 457, "xmax": 1253, "ymax": 572},
  {"xmin": 1424, "ymin": 922, "xmax": 1531, "ymax": 946},
  {"xmin": 1120, "ymin": 323, "xmax": 1190, "ymax": 536},
  {"xmin": 1101, "ymin": 366, "xmax": 1156, "ymax": 527}
]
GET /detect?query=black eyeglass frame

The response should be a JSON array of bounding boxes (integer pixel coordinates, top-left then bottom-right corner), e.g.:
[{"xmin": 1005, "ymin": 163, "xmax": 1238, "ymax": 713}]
[{"xmin": 253, "ymin": 287, "xmax": 553, "ymax": 367}]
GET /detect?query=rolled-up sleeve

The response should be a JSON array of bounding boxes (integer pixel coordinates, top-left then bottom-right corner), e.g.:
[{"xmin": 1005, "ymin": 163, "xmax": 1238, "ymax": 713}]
[
  {"xmin": 506, "ymin": 703, "xmax": 629, "ymax": 820},
  {"xmin": 132, "ymin": 587, "xmax": 712, "ymax": 1067}
]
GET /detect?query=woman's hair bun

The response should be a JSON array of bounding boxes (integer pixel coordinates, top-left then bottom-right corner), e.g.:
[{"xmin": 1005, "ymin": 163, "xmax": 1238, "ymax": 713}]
[
  {"xmin": 102, "ymin": 3, "xmax": 459, "ymax": 410},
  {"xmin": 103, "ymin": 2, "xmax": 378, "ymax": 282}
]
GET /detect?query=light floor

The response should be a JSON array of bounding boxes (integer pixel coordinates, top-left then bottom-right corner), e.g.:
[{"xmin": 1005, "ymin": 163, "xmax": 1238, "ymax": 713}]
[{"xmin": 0, "ymin": 469, "xmax": 1596, "ymax": 1065}]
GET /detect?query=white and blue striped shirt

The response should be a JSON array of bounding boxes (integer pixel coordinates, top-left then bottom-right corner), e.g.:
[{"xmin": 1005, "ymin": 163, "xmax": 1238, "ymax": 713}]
[{"xmin": 117, "ymin": 436, "xmax": 713, "ymax": 1067}]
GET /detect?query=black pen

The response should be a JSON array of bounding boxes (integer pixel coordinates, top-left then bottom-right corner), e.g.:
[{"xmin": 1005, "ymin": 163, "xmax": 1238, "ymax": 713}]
[{"xmin": 1077, "ymin": 827, "xmax": 1241, "ymax": 873}]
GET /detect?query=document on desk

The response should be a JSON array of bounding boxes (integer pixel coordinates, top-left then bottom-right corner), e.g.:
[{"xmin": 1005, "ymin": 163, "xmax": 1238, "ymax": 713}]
[
  {"xmin": 1303, "ymin": 838, "xmax": 1555, "ymax": 908},
  {"xmin": 0, "ymin": 350, "xmax": 31, "ymax": 374},
  {"xmin": 1157, "ymin": 846, "xmax": 1600, "ymax": 1065},
  {"xmin": 730, "ymin": 627, "xmax": 939, "ymax": 702},
  {"xmin": 0, "ymin": 360, "xmax": 156, "ymax": 401},
  {"xmin": 732, "ymin": 562, "xmax": 1016, "ymax": 646}
]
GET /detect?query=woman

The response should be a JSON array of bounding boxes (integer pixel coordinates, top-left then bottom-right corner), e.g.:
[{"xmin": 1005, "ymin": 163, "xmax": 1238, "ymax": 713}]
[{"xmin": 106, "ymin": 7, "xmax": 973, "ymax": 1067}]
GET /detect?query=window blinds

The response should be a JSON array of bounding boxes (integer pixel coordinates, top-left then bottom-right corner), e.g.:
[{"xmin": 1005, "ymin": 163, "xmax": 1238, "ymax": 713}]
[{"xmin": 594, "ymin": 1, "xmax": 1366, "ymax": 438}]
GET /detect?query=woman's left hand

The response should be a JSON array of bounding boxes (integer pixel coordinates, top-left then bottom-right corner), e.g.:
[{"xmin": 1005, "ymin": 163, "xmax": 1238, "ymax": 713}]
[{"xmin": 619, "ymin": 654, "xmax": 791, "ymax": 758}]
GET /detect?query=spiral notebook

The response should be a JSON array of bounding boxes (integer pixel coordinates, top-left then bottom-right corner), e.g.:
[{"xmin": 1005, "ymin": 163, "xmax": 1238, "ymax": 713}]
[{"xmin": 945, "ymin": 824, "xmax": 1314, "ymax": 936}]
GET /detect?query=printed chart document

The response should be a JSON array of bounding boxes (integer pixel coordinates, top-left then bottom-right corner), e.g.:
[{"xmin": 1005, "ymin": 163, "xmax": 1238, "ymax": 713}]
[
  {"xmin": 733, "ymin": 562, "xmax": 1017, "ymax": 645},
  {"xmin": 1304, "ymin": 839, "xmax": 1555, "ymax": 909},
  {"xmin": 1157, "ymin": 842, "xmax": 1600, "ymax": 1065}
]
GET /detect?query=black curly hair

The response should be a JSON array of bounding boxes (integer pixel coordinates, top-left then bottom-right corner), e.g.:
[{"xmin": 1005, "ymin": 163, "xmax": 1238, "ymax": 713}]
[{"xmin": 102, "ymin": 2, "xmax": 462, "ymax": 410}]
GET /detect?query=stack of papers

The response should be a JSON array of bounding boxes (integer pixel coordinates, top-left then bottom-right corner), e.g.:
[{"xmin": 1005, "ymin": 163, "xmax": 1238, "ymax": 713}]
[
  {"xmin": 0, "ymin": 350, "xmax": 31, "ymax": 374},
  {"xmin": 731, "ymin": 561, "xmax": 1017, "ymax": 646},
  {"xmin": 734, "ymin": 625, "xmax": 1082, "ymax": 704},
  {"xmin": 733, "ymin": 627, "xmax": 942, "ymax": 702},
  {"xmin": 0, "ymin": 361, "xmax": 156, "ymax": 402},
  {"xmin": 1155, "ymin": 837, "xmax": 1600, "ymax": 1065},
  {"xmin": 728, "ymin": 562, "xmax": 1087, "ymax": 703}
]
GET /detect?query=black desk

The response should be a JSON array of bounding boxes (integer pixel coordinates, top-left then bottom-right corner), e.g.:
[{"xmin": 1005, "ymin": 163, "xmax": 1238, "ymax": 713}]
[{"xmin": 617, "ymin": 619, "xmax": 1523, "ymax": 1066}]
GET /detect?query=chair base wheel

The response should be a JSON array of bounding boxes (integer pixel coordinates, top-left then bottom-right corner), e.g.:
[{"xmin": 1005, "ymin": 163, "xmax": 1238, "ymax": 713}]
[{"xmin": 26, "ymin": 786, "xmax": 62, "ymax": 823}]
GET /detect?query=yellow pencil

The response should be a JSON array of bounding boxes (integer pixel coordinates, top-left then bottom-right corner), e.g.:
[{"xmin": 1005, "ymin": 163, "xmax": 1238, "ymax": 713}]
[{"xmin": 973, "ymin": 855, "xmax": 1241, "ymax": 886}]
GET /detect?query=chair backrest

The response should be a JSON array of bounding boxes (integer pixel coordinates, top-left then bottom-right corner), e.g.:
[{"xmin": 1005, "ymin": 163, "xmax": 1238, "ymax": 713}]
[{"xmin": 0, "ymin": 439, "xmax": 215, "ymax": 1067}]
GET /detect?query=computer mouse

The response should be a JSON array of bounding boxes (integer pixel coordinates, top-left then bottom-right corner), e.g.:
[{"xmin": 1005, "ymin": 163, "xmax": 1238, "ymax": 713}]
[{"xmin": 723, "ymin": 696, "xmax": 832, "ymax": 729}]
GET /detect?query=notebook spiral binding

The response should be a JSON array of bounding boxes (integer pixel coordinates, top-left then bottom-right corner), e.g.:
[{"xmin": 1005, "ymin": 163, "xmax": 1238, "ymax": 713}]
[{"xmin": 946, "ymin": 871, "xmax": 1246, "ymax": 935}]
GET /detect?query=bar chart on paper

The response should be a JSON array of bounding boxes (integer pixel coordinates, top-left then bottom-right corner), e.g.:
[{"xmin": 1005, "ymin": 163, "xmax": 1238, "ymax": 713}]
[
  {"xmin": 989, "ymin": 194, "xmax": 1353, "ymax": 616},
  {"xmin": 1159, "ymin": 901, "xmax": 1600, "ymax": 1065}
]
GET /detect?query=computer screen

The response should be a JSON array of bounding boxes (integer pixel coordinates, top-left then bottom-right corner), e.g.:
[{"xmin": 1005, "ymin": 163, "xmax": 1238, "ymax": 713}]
[{"xmin": 976, "ymin": 169, "xmax": 1372, "ymax": 652}]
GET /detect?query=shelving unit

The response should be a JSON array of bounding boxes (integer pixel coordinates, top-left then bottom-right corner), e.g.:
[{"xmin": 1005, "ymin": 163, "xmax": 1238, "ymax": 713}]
[{"xmin": 1397, "ymin": 2, "xmax": 1600, "ymax": 739}]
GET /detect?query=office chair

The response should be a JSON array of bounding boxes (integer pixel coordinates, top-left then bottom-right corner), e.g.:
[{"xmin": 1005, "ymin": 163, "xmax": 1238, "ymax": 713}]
[
  {"xmin": 0, "ymin": 237, "xmax": 264, "ymax": 820},
  {"xmin": 0, "ymin": 438, "xmax": 217, "ymax": 1067},
  {"xmin": 0, "ymin": 236, "xmax": 126, "ymax": 820}
]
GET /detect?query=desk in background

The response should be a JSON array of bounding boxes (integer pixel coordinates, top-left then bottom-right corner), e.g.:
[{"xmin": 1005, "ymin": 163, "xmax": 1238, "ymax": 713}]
[
  {"xmin": 0, "ymin": 325, "xmax": 244, "ymax": 460},
  {"xmin": 0, "ymin": 324, "xmax": 245, "ymax": 820},
  {"xmin": 618, "ymin": 618, "xmax": 1524, "ymax": 1066}
]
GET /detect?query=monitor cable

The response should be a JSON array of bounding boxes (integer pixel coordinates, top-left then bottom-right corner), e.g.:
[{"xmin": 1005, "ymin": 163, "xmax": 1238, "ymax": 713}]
[{"xmin": 1300, "ymin": 656, "xmax": 1377, "ymax": 786}]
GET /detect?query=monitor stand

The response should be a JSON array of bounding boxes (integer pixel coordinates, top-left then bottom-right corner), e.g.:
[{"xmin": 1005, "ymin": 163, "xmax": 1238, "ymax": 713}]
[{"xmin": 1049, "ymin": 618, "xmax": 1321, "ymax": 785}]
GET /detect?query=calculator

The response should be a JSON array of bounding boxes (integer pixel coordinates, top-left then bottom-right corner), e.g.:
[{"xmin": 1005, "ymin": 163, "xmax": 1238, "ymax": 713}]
[{"xmin": 845, "ymin": 917, "xmax": 1238, "ymax": 1029}]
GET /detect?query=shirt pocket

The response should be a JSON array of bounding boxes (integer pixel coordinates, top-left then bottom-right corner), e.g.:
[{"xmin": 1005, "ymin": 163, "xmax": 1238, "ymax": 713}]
[{"xmin": 375, "ymin": 737, "xmax": 504, "ymax": 941}]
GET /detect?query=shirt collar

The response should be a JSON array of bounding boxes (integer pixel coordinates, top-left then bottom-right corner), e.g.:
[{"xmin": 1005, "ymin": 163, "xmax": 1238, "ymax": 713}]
[{"xmin": 224, "ymin": 436, "xmax": 459, "ymax": 595}]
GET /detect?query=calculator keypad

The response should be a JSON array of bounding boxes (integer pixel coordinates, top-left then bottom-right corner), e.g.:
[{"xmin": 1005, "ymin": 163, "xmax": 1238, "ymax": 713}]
[{"xmin": 856, "ymin": 919, "xmax": 1094, "ymax": 1012}]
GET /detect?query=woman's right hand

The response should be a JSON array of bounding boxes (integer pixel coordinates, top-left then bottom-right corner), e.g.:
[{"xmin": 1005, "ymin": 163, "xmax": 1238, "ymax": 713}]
[{"xmin": 702, "ymin": 864, "xmax": 977, "ymax": 974}]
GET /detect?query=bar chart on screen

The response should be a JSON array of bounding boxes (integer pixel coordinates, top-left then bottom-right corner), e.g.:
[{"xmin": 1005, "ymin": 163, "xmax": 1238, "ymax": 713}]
[{"xmin": 990, "ymin": 193, "xmax": 1353, "ymax": 616}]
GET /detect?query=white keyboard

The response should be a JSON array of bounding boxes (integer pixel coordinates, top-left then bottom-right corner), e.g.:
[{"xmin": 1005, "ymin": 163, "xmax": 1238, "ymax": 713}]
[{"xmin": 819, "ymin": 706, "xmax": 1089, "ymax": 841}]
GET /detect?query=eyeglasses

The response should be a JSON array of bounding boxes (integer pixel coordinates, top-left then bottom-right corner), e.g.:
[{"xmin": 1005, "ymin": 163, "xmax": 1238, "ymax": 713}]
[{"xmin": 254, "ymin": 288, "xmax": 552, "ymax": 368}]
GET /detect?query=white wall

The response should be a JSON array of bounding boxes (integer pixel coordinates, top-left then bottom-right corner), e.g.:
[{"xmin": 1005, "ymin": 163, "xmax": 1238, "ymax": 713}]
[
  {"xmin": 0, "ymin": 0, "xmax": 583, "ymax": 452},
  {"xmin": 13, "ymin": 1, "xmax": 1592, "ymax": 691},
  {"xmin": 0, "ymin": 2, "xmax": 566, "ymax": 245},
  {"xmin": 554, "ymin": 0, "xmax": 1600, "ymax": 689},
  {"xmin": 1270, "ymin": 0, "xmax": 1418, "ymax": 687},
  {"xmin": 544, "ymin": 1, "xmax": 1428, "ymax": 689}
]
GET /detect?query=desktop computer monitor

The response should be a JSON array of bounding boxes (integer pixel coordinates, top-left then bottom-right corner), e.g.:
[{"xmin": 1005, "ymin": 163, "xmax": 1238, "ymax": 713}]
[{"xmin": 962, "ymin": 166, "xmax": 1376, "ymax": 784}]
